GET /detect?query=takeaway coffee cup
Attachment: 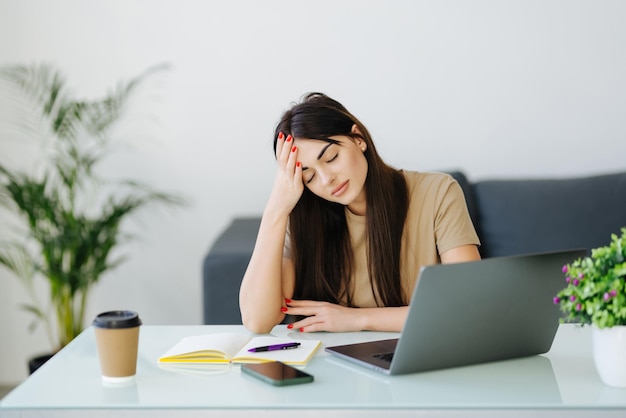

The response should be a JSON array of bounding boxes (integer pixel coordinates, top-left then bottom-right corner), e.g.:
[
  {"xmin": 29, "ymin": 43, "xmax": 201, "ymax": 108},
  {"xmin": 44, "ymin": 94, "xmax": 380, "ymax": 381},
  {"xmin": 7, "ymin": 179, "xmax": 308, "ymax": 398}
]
[{"xmin": 93, "ymin": 310, "xmax": 142, "ymax": 383}]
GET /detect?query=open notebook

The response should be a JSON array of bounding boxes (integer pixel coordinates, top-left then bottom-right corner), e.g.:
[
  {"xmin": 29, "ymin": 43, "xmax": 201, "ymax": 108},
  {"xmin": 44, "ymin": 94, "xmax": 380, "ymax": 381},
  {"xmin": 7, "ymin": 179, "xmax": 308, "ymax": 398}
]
[{"xmin": 159, "ymin": 333, "xmax": 321, "ymax": 366}]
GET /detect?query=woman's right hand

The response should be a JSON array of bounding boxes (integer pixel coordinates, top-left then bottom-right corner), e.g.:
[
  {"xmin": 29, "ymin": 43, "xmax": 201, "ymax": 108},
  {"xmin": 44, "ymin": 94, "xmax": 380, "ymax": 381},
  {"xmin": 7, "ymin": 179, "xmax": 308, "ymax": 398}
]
[{"xmin": 267, "ymin": 133, "xmax": 304, "ymax": 217}]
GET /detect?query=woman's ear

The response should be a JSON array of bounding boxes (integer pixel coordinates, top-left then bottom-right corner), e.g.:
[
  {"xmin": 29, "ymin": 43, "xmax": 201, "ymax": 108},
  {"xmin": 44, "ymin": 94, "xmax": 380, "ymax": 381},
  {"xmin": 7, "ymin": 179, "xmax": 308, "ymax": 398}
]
[
  {"xmin": 351, "ymin": 124, "xmax": 367, "ymax": 152},
  {"xmin": 351, "ymin": 124, "xmax": 363, "ymax": 137}
]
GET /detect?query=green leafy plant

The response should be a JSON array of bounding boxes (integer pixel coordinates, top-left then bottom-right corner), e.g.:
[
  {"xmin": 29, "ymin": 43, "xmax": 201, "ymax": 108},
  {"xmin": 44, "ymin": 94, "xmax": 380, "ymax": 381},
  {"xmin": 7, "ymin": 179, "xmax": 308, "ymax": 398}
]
[
  {"xmin": 0, "ymin": 63, "xmax": 182, "ymax": 351},
  {"xmin": 554, "ymin": 228, "xmax": 626, "ymax": 328}
]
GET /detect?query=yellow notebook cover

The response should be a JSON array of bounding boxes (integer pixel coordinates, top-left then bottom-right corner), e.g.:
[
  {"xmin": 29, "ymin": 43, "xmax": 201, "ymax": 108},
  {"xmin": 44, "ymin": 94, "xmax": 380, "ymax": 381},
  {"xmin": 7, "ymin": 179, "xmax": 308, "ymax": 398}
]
[{"xmin": 158, "ymin": 333, "xmax": 321, "ymax": 366}]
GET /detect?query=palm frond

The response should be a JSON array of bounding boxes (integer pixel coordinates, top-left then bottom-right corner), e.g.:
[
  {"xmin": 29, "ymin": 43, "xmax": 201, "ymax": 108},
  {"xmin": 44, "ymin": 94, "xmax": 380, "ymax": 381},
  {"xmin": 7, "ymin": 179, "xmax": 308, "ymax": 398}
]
[
  {"xmin": 0, "ymin": 243, "xmax": 36, "ymax": 283},
  {"xmin": 0, "ymin": 64, "xmax": 76, "ymax": 140},
  {"xmin": 0, "ymin": 62, "xmax": 181, "ymax": 350},
  {"xmin": 1, "ymin": 64, "xmax": 67, "ymax": 117}
]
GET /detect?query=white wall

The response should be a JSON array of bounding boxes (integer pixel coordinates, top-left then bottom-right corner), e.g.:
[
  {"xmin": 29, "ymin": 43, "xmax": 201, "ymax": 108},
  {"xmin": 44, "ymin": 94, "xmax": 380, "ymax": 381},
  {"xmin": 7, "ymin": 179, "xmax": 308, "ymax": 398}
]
[{"xmin": 0, "ymin": 0, "xmax": 624, "ymax": 385}]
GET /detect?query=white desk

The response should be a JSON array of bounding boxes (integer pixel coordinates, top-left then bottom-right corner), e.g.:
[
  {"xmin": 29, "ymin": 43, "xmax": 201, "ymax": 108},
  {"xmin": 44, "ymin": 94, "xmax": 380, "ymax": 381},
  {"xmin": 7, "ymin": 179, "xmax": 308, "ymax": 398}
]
[{"xmin": 1, "ymin": 324, "xmax": 625, "ymax": 417}]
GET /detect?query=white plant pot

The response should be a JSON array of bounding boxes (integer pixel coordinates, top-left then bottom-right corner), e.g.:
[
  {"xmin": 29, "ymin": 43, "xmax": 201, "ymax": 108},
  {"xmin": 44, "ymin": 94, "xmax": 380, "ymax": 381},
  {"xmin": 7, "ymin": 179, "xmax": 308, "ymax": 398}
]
[{"xmin": 592, "ymin": 325, "xmax": 626, "ymax": 388}]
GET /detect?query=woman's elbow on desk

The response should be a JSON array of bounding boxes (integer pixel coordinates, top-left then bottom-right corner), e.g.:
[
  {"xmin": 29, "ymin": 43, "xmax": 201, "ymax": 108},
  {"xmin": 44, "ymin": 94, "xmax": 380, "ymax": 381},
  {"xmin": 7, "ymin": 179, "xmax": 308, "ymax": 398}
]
[{"xmin": 241, "ymin": 313, "xmax": 284, "ymax": 335}]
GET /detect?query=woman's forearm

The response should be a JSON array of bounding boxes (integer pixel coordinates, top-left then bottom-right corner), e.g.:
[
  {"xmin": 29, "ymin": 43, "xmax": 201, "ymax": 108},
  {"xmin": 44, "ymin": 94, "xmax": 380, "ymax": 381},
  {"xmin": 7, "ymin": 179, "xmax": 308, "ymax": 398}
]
[
  {"xmin": 284, "ymin": 300, "xmax": 409, "ymax": 333},
  {"xmin": 239, "ymin": 210, "xmax": 290, "ymax": 334},
  {"xmin": 358, "ymin": 306, "xmax": 409, "ymax": 332}
]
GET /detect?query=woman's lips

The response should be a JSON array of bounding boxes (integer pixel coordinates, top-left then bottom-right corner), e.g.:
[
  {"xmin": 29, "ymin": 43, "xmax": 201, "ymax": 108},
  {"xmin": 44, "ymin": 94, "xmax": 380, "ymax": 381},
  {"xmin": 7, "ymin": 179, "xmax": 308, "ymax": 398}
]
[{"xmin": 332, "ymin": 180, "xmax": 349, "ymax": 197}]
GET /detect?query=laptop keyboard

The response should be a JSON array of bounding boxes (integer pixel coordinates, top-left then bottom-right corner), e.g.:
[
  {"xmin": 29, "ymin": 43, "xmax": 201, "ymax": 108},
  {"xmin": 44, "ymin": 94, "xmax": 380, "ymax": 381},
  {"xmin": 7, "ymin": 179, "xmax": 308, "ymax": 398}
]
[{"xmin": 373, "ymin": 352, "xmax": 394, "ymax": 363}]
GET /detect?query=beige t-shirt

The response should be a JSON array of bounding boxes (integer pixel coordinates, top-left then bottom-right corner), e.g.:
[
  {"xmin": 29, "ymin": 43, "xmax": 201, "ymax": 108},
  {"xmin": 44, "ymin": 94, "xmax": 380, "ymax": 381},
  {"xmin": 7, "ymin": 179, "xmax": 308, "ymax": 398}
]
[{"xmin": 285, "ymin": 171, "xmax": 480, "ymax": 307}]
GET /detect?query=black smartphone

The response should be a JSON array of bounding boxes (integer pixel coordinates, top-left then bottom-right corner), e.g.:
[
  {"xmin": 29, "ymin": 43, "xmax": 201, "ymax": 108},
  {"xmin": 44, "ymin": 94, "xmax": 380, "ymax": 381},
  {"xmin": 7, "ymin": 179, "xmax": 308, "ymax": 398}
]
[{"xmin": 241, "ymin": 361, "xmax": 314, "ymax": 386}]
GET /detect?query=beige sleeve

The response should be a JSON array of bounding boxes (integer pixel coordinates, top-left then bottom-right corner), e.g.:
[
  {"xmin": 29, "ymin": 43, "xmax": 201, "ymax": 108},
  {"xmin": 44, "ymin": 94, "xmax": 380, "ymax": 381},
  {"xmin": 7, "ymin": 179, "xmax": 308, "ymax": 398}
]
[{"xmin": 434, "ymin": 178, "xmax": 481, "ymax": 254}]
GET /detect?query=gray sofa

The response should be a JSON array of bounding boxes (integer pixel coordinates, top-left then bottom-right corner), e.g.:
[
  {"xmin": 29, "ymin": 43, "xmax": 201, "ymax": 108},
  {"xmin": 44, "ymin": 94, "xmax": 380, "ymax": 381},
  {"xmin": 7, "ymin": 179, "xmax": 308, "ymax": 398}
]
[{"xmin": 203, "ymin": 170, "xmax": 626, "ymax": 324}]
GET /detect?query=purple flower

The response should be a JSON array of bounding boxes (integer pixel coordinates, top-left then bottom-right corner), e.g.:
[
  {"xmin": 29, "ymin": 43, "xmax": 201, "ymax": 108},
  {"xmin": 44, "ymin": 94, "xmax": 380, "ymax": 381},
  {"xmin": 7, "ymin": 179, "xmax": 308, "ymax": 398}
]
[
  {"xmin": 553, "ymin": 297, "xmax": 560, "ymax": 305},
  {"xmin": 562, "ymin": 265, "xmax": 568, "ymax": 273},
  {"xmin": 569, "ymin": 295, "xmax": 577, "ymax": 302},
  {"xmin": 603, "ymin": 290, "xmax": 618, "ymax": 301},
  {"xmin": 566, "ymin": 277, "xmax": 571, "ymax": 283},
  {"xmin": 573, "ymin": 279, "xmax": 580, "ymax": 286},
  {"xmin": 576, "ymin": 303, "xmax": 582, "ymax": 311},
  {"xmin": 578, "ymin": 272, "xmax": 584, "ymax": 279}
]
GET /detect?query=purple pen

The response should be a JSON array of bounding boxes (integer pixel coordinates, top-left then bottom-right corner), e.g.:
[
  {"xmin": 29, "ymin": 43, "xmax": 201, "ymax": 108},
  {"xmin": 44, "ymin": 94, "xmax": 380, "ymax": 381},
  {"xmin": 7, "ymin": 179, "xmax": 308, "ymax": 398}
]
[{"xmin": 248, "ymin": 342, "xmax": 301, "ymax": 352}]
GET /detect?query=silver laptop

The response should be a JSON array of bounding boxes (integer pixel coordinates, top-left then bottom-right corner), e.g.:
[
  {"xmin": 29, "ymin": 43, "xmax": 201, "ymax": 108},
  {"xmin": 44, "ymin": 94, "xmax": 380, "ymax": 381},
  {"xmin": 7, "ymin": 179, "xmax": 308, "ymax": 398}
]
[{"xmin": 325, "ymin": 249, "xmax": 586, "ymax": 375}]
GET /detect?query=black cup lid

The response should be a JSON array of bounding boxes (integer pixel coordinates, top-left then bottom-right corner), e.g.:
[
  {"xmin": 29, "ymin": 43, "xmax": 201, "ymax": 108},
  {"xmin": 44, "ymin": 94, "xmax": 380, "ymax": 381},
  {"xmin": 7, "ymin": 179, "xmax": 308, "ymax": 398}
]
[{"xmin": 92, "ymin": 310, "xmax": 142, "ymax": 329}]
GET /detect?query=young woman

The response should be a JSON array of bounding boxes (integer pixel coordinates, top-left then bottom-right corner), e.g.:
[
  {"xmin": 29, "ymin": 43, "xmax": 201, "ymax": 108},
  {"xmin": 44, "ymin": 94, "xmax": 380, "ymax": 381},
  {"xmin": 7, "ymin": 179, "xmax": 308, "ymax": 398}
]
[{"xmin": 239, "ymin": 93, "xmax": 480, "ymax": 334}]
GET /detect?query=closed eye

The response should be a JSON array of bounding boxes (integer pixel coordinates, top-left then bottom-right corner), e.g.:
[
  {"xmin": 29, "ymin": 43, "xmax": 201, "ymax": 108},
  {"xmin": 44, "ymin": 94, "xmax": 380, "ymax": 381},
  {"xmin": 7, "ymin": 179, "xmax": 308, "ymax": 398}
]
[{"xmin": 306, "ymin": 154, "xmax": 337, "ymax": 184}]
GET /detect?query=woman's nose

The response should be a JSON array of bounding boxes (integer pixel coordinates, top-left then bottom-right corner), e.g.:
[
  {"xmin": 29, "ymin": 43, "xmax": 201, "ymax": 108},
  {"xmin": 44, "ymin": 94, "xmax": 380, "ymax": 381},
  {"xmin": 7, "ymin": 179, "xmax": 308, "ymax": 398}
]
[{"xmin": 318, "ymin": 170, "xmax": 335, "ymax": 186}]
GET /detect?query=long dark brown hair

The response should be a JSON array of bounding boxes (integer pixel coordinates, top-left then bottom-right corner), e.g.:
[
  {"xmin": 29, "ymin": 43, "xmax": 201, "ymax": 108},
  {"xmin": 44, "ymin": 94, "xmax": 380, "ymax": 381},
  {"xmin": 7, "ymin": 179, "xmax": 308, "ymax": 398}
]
[{"xmin": 274, "ymin": 93, "xmax": 409, "ymax": 307}]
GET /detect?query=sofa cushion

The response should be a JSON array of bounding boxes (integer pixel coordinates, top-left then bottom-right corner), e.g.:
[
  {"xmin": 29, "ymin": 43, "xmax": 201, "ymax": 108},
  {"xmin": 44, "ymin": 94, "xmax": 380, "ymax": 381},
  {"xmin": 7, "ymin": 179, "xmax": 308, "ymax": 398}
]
[{"xmin": 473, "ymin": 172, "xmax": 626, "ymax": 258}]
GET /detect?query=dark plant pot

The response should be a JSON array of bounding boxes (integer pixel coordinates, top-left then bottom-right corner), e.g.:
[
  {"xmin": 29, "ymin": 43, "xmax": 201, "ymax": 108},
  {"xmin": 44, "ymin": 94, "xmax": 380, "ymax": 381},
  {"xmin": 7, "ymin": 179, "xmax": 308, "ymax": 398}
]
[{"xmin": 28, "ymin": 353, "xmax": 54, "ymax": 374}]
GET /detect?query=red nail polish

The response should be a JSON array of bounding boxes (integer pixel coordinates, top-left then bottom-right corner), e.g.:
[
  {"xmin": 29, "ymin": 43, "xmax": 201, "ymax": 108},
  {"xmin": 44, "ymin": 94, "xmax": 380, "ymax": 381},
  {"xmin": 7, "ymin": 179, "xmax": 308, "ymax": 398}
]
[
  {"xmin": 291, "ymin": 146, "xmax": 296, "ymax": 153},
  {"xmin": 296, "ymin": 162, "xmax": 301, "ymax": 167},
  {"xmin": 284, "ymin": 298, "xmax": 291, "ymax": 304},
  {"xmin": 278, "ymin": 132, "xmax": 284, "ymax": 140},
  {"xmin": 287, "ymin": 324, "xmax": 293, "ymax": 329},
  {"xmin": 299, "ymin": 327, "xmax": 304, "ymax": 332},
  {"xmin": 281, "ymin": 307, "xmax": 288, "ymax": 313},
  {"xmin": 286, "ymin": 135, "xmax": 292, "ymax": 142}
]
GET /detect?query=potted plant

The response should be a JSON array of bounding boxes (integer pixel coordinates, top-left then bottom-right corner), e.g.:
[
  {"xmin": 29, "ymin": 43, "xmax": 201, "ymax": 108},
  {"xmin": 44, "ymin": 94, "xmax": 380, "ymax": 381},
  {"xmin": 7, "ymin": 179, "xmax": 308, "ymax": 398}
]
[
  {"xmin": 0, "ymin": 63, "xmax": 182, "ymax": 371},
  {"xmin": 554, "ymin": 227, "xmax": 626, "ymax": 387}
]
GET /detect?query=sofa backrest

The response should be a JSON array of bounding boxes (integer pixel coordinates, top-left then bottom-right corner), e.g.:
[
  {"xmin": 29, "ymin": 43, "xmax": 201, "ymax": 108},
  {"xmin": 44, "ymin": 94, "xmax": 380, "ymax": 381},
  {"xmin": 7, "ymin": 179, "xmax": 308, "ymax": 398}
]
[
  {"xmin": 472, "ymin": 171, "xmax": 626, "ymax": 258},
  {"xmin": 203, "ymin": 217, "xmax": 261, "ymax": 324}
]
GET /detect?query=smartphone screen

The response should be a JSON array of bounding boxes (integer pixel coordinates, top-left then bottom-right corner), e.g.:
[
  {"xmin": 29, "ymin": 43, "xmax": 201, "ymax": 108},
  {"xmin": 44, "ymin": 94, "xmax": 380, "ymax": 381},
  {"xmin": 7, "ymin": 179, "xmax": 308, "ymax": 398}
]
[{"xmin": 241, "ymin": 361, "xmax": 314, "ymax": 386}]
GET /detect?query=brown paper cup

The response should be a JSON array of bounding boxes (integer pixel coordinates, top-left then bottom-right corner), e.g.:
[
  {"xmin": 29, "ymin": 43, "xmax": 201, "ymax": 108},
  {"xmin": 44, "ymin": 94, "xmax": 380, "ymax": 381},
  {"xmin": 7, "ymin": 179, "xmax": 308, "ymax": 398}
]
[{"xmin": 93, "ymin": 311, "xmax": 142, "ymax": 383}]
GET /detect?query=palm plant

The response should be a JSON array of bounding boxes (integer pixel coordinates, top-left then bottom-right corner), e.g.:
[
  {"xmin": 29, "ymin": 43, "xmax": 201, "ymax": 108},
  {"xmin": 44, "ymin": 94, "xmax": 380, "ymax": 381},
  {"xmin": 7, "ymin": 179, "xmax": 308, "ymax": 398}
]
[{"xmin": 0, "ymin": 63, "xmax": 182, "ymax": 350}]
